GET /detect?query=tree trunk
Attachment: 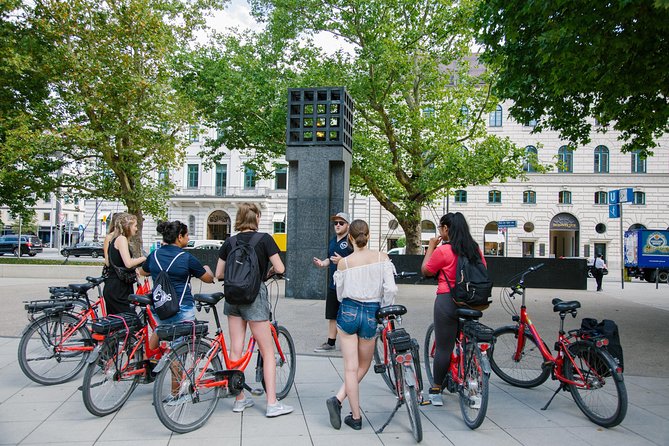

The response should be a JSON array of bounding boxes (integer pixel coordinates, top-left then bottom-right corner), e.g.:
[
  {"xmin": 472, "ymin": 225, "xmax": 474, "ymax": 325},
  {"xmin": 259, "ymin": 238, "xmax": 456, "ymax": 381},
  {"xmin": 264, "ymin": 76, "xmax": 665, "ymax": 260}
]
[
  {"xmin": 125, "ymin": 201, "xmax": 145, "ymax": 257},
  {"xmin": 399, "ymin": 210, "xmax": 423, "ymax": 255}
]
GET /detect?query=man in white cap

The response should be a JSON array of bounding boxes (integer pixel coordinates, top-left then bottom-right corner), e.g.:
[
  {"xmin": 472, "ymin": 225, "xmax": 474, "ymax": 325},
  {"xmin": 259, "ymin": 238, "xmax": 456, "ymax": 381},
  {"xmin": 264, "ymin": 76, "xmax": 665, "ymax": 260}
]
[{"xmin": 312, "ymin": 212, "xmax": 353, "ymax": 352}]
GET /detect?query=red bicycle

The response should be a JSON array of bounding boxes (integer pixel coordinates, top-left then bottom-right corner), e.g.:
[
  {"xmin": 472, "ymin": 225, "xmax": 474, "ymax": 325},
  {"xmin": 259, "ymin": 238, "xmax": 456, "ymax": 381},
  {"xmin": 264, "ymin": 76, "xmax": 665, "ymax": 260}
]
[
  {"xmin": 488, "ymin": 263, "xmax": 627, "ymax": 427},
  {"xmin": 81, "ymin": 292, "xmax": 166, "ymax": 416},
  {"xmin": 18, "ymin": 276, "xmax": 107, "ymax": 385}
]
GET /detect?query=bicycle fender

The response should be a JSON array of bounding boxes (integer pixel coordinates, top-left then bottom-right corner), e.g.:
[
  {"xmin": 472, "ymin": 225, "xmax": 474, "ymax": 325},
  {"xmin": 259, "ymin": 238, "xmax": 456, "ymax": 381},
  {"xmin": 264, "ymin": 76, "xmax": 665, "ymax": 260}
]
[
  {"xmin": 86, "ymin": 345, "xmax": 101, "ymax": 364},
  {"xmin": 403, "ymin": 364, "xmax": 417, "ymax": 387},
  {"xmin": 479, "ymin": 350, "xmax": 492, "ymax": 375}
]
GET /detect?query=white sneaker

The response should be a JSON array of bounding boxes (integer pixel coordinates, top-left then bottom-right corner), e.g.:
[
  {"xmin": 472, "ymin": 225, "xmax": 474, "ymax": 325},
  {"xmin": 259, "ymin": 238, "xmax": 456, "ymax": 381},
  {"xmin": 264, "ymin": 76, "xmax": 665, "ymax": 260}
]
[
  {"xmin": 266, "ymin": 401, "xmax": 294, "ymax": 417},
  {"xmin": 429, "ymin": 393, "xmax": 444, "ymax": 406},
  {"xmin": 233, "ymin": 396, "xmax": 255, "ymax": 413}
]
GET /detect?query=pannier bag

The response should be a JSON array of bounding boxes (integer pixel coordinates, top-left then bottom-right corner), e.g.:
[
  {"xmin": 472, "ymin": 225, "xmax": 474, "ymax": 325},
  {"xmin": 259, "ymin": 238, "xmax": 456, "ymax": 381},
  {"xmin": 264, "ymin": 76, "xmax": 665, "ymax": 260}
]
[
  {"xmin": 387, "ymin": 328, "xmax": 413, "ymax": 352},
  {"xmin": 581, "ymin": 317, "xmax": 624, "ymax": 372},
  {"xmin": 92, "ymin": 312, "xmax": 142, "ymax": 335},
  {"xmin": 444, "ymin": 255, "xmax": 493, "ymax": 308},
  {"xmin": 463, "ymin": 321, "xmax": 495, "ymax": 343}
]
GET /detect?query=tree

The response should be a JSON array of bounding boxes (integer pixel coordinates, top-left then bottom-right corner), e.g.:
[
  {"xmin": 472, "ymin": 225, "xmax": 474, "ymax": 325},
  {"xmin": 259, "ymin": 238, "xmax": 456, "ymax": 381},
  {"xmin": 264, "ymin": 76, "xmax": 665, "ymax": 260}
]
[
  {"xmin": 181, "ymin": 0, "xmax": 531, "ymax": 253},
  {"xmin": 474, "ymin": 0, "xmax": 669, "ymax": 157},
  {"xmin": 1, "ymin": 0, "xmax": 226, "ymax": 249}
]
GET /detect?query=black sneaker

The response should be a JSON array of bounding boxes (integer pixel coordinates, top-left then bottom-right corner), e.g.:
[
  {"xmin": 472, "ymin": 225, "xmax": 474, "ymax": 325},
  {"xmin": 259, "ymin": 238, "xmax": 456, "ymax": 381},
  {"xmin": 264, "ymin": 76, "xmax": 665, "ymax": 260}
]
[
  {"xmin": 326, "ymin": 396, "xmax": 342, "ymax": 429},
  {"xmin": 344, "ymin": 413, "xmax": 362, "ymax": 430}
]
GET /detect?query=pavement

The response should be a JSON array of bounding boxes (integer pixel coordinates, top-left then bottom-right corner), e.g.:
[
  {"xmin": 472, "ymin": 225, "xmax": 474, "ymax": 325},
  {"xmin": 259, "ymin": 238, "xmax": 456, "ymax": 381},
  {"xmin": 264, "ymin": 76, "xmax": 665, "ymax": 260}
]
[{"xmin": 0, "ymin": 269, "xmax": 668, "ymax": 445}]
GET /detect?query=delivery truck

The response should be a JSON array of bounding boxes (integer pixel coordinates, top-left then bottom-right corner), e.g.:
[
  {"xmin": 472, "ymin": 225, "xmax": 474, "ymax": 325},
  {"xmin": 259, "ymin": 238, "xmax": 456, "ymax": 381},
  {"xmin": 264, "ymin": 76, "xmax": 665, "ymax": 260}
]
[{"xmin": 624, "ymin": 229, "xmax": 669, "ymax": 283}]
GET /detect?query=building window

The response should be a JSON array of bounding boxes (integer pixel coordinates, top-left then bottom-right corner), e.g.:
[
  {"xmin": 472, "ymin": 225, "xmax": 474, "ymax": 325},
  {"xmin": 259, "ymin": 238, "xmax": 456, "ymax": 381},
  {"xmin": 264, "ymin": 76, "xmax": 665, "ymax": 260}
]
[
  {"xmin": 187, "ymin": 164, "xmax": 199, "ymax": 189},
  {"xmin": 631, "ymin": 150, "xmax": 646, "ymax": 173},
  {"xmin": 524, "ymin": 118, "xmax": 537, "ymax": 127},
  {"xmin": 44, "ymin": 195, "xmax": 51, "ymax": 204},
  {"xmin": 422, "ymin": 107, "xmax": 435, "ymax": 118},
  {"xmin": 215, "ymin": 164, "xmax": 227, "ymax": 196},
  {"xmin": 557, "ymin": 146, "xmax": 573, "ymax": 173},
  {"xmin": 458, "ymin": 105, "xmax": 469, "ymax": 126},
  {"xmin": 275, "ymin": 166, "xmax": 287, "ymax": 190},
  {"xmin": 43, "ymin": 212, "xmax": 50, "ymax": 221},
  {"xmin": 594, "ymin": 145, "xmax": 609, "ymax": 173},
  {"xmin": 488, "ymin": 190, "xmax": 501, "ymax": 204},
  {"xmin": 594, "ymin": 191, "xmax": 608, "ymax": 204},
  {"xmin": 244, "ymin": 167, "xmax": 256, "ymax": 189},
  {"xmin": 633, "ymin": 191, "xmax": 645, "ymax": 205},
  {"xmin": 189, "ymin": 125, "xmax": 199, "ymax": 142},
  {"xmin": 158, "ymin": 168, "xmax": 169, "ymax": 185},
  {"xmin": 273, "ymin": 222, "xmax": 286, "ymax": 233},
  {"xmin": 523, "ymin": 146, "xmax": 537, "ymax": 173},
  {"xmin": 559, "ymin": 190, "xmax": 572, "ymax": 204},
  {"xmin": 522, "ymin": 190, "xmax": 536, "ymax": 204},
  {"xmin": 489, "ymin": 105, "xmax": 502, "ymax": 127},
  {"xmin": 454, "ymin": 190, "xmax": 467, "ymax": 203}
]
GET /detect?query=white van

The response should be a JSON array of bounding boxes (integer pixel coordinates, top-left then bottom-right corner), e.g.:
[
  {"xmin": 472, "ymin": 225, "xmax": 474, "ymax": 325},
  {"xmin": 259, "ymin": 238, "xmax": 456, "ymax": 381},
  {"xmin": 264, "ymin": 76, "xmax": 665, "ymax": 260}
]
[{"xmin": 186, "ymin": 239, "xmax": 224, "ymax": 250}]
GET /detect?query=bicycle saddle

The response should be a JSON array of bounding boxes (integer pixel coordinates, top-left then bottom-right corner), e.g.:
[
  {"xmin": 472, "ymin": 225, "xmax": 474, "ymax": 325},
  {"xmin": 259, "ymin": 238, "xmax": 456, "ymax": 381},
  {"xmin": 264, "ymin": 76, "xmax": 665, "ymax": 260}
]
[
  {"xmin": 194, "ymin": 292, "xmax": 225, "ymax": 305},
  {"xmin": 68, "ymin": 282, "xmax": 96, "ymax": 293},
  {"xmin": 455, "ymin": 308, "xmax": 483, "ymax": 320},
  {"xmin": 86, "ymin": 276, "xmax": 105, "ymax": 285},
  {"xmin": 128, "ymin": 294, "xmax": 152, "ymax": 306},
  {"xmin": 551, "ymin": 298, "xmax": 581, "ymax": 312},
  {"xmin": 376, "ymin": 304, "xmax": 407, "ymax": 321}
]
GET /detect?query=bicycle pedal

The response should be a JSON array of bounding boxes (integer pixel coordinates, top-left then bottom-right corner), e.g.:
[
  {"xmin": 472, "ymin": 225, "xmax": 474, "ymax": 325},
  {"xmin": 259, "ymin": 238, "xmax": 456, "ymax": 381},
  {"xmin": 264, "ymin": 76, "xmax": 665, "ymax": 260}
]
[{"xmin": 374, "ymin": 364, "xmax": 386, "ymax": 374}]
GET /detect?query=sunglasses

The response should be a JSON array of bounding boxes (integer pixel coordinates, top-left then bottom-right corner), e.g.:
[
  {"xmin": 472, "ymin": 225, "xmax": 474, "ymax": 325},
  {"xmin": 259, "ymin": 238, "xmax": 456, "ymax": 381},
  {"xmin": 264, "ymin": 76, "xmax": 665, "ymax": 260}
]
[{"xmin": 334, "ymin": 221, "xmax": 347, "ymax": 226}]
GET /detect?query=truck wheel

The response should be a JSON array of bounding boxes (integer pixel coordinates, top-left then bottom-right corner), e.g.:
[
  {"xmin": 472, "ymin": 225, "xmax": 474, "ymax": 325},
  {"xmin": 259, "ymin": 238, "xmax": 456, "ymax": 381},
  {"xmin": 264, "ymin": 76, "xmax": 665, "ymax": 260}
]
[
  {"xmin": 658, "ymin": 271, "xmax": 669, "ymax": 283},
  {"xmin": 643, "ymin": 270, "xmax": 655, "ymax": 282}
]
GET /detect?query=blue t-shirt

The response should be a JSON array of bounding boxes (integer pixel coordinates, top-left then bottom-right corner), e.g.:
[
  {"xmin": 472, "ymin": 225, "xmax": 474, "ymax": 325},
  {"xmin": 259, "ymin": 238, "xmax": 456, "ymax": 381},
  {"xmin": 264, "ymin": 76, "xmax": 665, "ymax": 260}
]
[
  {"xmin": 142, "ymin": 245, "xmax": 206, "ymax": 307},
  {"xmin": 328, "ymin": 236, "xmax": 353, "ymax": 289}
]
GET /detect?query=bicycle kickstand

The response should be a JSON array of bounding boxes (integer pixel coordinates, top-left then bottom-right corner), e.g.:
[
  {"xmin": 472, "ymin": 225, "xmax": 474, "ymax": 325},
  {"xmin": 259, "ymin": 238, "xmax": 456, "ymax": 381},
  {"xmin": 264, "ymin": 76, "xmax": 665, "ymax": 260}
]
[
  {"xmin": 375, "ymin": 399, "xmax": 402, "ymax": 434},
  {"xmin": 541, "ymin": 383, "xmax": 568, "ymax": 411}
]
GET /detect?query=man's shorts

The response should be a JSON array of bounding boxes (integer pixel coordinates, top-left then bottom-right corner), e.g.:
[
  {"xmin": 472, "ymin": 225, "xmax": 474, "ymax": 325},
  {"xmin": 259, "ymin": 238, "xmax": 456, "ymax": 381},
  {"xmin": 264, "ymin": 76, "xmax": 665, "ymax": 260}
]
[
  {"xmin": 325, "ymin": 287, "xmax": 340, "ymax": 320},
  {"xmin": 224, "ymin": 283, "xmax": 270, "ymax": 321},
  {"xmin": 336, "ymin": 298, "xmax": 380, "ymax": 340}
]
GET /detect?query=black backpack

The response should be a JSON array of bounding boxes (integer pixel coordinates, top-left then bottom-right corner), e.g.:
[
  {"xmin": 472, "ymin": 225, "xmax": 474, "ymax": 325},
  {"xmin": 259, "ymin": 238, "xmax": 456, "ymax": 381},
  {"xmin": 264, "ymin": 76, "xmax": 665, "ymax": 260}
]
[
  {"xmin": 224, "ymin": 233, "xmax": 263, "ymax": 305},
  {"xmin": 151, "ymin": 251, "xmax": 188, "ymax": 320},
  {"xmin": 444, "ymin": 254, "xmax": 493, "ymax": 308}
]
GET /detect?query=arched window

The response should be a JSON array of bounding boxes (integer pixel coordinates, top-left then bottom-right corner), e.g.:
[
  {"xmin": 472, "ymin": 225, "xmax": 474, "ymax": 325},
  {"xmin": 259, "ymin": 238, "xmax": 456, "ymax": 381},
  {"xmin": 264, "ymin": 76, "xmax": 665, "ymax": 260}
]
[
  {"xmin": 489, "ymin": 105, "xmax": 503, "ymax": 127},
  {"xmin": 523, "ymin": 190, "xmax": 536, "ymax": 204},
  {"xmin": 523, "ymin": 146, "xmax": 538, "ymax": 172},
  {"xmin": 631, "ymin": 150, "xmax": 647, "ymax": 173},
  {"xmin": 421, "ymin": 220, "xmax": 436, "ymax": 232},
  {"xmin": 557, "ymin": 146, "xmax": 573, "ymax": 173},
  {"xmin": 488, "ymin": 190, "xmax": 502, "ymax": 203},
  {"xmin": 594, "ymin": 145, "xmax": 609, "ymax": 173}
]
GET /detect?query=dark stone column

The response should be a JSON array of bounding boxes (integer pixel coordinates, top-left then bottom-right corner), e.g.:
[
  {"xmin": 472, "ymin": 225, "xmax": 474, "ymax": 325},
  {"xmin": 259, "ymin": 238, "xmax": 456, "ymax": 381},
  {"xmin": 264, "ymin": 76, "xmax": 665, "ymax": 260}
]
[{"xmin": 284, "ymin": 87, "xmax": 353, "ymax": 299}]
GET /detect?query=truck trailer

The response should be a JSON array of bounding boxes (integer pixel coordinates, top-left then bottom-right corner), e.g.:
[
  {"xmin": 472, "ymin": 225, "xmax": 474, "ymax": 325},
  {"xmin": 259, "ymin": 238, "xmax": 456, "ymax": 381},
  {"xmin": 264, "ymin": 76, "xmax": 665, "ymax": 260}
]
[{"xmin": 624, "ymin": 229, "xmax": 669, "ymax": 283}]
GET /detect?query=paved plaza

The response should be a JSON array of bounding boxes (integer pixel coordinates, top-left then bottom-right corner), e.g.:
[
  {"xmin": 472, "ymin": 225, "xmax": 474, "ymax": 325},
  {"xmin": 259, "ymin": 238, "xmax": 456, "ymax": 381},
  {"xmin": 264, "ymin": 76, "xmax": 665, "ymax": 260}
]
[{"xmin": 0, "ymin": 269, "xmax": 668, "ymax": 445}]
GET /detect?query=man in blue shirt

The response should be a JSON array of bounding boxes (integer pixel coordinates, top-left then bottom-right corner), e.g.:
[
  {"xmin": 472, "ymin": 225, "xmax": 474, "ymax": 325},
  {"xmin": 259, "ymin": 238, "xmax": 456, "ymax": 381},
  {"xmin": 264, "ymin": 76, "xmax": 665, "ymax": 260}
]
[{"xmin": 312, "ymin": 212, "xmax": 353, "ymax": 352}]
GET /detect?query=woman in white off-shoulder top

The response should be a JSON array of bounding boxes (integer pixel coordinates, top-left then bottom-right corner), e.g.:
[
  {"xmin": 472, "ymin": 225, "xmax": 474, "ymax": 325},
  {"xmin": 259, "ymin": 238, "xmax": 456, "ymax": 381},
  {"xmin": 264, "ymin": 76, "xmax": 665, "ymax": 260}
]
[{"xmin": 325, "ymin": 219, "xmax": 398, "ymax": 431}]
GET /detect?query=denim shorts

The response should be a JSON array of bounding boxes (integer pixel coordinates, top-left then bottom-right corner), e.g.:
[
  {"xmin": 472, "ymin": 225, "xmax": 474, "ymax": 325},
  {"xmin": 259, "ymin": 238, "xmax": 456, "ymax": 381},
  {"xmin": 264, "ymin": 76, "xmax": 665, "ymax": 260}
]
[
  {"xmin": 154, "ymin": 305, "xmax": 196, "ymax": 326},
  {"xmin": 224, "ymin": 283, "xmax": 270, "ymax": 321},
  {"xmin": 336, "ymin": 298, "xmax": 380, "ymax": 340}
]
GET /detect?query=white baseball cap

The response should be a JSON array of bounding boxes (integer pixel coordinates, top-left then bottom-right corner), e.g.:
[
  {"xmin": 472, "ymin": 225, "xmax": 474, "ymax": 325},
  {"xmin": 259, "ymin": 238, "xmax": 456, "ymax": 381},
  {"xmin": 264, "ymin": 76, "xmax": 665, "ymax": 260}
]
[{"xmin": 330, "ymin": 212, "xmax": 350, "ymax": 224}]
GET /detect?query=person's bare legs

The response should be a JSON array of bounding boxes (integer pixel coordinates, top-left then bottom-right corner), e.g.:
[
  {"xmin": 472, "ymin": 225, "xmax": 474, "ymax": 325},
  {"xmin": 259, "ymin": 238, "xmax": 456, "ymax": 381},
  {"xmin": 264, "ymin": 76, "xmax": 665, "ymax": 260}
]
[
  {"xmin": 249, "ymin": 320, "xmax": 278, "ymax": 405},
  {"xmin": 228, "ymin": 315, "xmax": 248, "ymax": 402},
  {"xmin": 337, "ymin": 330, "xmax": 376, "ymax": 419}
]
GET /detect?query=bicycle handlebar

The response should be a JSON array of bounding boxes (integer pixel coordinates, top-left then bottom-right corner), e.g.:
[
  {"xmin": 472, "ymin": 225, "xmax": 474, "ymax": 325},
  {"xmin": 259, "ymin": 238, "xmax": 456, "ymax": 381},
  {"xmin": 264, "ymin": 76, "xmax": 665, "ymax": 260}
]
[{"xmin": 508, "ymin": 263, "xmax": 545, "ymax": 295}]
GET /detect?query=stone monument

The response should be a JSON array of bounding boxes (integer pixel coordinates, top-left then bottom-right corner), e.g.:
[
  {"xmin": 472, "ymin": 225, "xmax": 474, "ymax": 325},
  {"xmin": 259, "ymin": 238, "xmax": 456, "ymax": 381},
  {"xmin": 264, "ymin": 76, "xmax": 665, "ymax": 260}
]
[{"xmin": 285, "ymin": 87, "xmax": 353, "ymax": 299}]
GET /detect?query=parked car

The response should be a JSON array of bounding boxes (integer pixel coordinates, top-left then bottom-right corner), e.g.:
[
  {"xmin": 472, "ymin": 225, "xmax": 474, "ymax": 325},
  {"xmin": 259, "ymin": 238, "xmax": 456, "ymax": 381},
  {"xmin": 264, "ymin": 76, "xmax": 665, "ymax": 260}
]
[
  {"xmin": 185, "ymin": 239, "xmax": 224, "ymax": 250},
  {"xmin": 387, "ymin": 245, "xmax": 428, "ymax": 255},
  {"xmin": 0, "ymin": 235, "xmax": 44, "ymax": 257},
  {"xmin": 61, "ymin": 241, "xmax": 104, "ymax": 258}
]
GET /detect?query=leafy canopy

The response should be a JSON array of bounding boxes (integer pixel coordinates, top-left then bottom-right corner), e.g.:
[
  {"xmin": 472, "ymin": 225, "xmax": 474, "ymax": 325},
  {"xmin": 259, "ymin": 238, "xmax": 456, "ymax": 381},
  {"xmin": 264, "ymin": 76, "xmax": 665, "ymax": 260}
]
[{"xmin": 474, "ymin": 0, "xmax": 669, "ymax": 157}]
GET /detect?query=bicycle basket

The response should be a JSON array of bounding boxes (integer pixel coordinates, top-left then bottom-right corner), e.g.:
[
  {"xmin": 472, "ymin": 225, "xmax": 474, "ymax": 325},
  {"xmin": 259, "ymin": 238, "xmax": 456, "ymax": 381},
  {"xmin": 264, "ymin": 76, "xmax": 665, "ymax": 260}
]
[
  {"xmin": 155, "ymin": 320, "xmax": 209, "ymax": 341},
  {"xmin": 463, "ymin": 321, "xmax": 495, "ymax": 343},
  {"xmin": 387, "ymin": 328, "xmax": 413, "ymax": 352},
  {"xmin": 91, "ymin": 313, "xmax": 142, "ymax": 335}
]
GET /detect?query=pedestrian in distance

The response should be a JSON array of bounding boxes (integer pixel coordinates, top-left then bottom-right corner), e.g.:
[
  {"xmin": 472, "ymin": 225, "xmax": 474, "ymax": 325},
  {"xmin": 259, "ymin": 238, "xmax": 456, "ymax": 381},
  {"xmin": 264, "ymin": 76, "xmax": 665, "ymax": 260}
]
[
  {"xmin": 139, "ymin": 220, "xmax": 214, "ymax": 350},
  {"xmin": 312, "ymin": 212, "xmax": 353, "ymax": 353},
  {"xmin": 421, "ymin": 212, "xmax": 487, "ymax": 406},
  {"xmin": 326, "ymin": 219, "xmax": 398, "ymax": 431},
  {"xmin": 594, "ymin": 253, "xmax": 607, "ymax": 291},
  {"xmin": 215, "ymin": 202, "xmax": 293, "ymax": 418},
  {"xmin": 103, "ymin": 213, "xmax": 147, "ymax": 314}
]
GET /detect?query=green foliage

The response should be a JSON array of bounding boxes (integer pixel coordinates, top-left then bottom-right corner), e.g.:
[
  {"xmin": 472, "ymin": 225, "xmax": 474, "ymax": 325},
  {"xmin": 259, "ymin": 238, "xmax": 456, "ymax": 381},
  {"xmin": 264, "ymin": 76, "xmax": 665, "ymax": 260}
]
[
  {"xmin": 1, "ymin": 0, "xmax": 227, "ymax": 241},
  {"xmin": 185, "ymin": 0, "xmax": 530, "ymax": 253},
  {"xmin": 475, "ymin": 0, "xmax": 669, "ymax": 157}
]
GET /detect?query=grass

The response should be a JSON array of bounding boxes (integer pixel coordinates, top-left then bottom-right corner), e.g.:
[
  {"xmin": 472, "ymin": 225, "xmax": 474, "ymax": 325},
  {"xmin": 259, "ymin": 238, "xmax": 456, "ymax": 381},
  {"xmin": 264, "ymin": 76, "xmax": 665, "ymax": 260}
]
[{"xmin": 0, "ymin": 257, "xmax": 102, "ymax": 266}]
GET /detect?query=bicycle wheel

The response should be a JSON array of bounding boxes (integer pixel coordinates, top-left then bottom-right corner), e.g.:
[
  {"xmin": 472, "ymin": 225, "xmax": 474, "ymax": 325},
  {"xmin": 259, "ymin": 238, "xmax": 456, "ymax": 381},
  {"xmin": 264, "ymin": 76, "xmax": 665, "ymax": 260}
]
[
  {"xmin": 261, "ymin": 325, "xmax": 296, "ymax": 400},
  {"xmin": 403, "ymin": 364, "xmax": 423, "ymax": 442},
  {"xmin": 153, "ymin": 339, "xmax": 221, "ymax": 434},
  {"xmin": 489, "ymin": 326, "xmax": 550, "ymax": 388},
  {"xmin": 82, "ymin": 332, "xmax": 140, "ymax": 416},
  {"xmin": 458, "ymin": 342, "xmax": 489, "ymax": 429},
  {"xmin": 423, "ymin": 323, "xmax": 435, "ymax": 387},
  {"xmin": 18, "ymin": 313, "xmax": 92, "ymax": 385},
  {"xmin": 564, "ymin": 341, "xmax": 627, "ymax": 427},
  {"xmin": 373, "ymin": 333, "xmax": 395, "ymax": 391}
]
